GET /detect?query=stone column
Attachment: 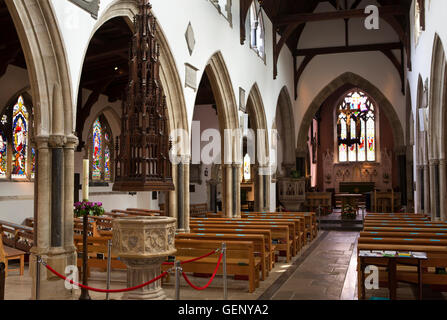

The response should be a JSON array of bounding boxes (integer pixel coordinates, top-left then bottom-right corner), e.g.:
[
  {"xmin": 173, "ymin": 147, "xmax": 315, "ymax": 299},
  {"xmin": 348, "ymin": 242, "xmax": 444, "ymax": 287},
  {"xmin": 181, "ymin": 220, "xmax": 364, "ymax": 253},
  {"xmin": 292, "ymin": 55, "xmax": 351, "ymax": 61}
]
[
  {"xmin": 439, "ymin": 159, "xmax": 447, "ymax": 221},
  {"xmin": 429, "ymin": 159, "xmax": 440, "ymax": 221},
  {"xmin": 232, "ymin": 164, "xmax": 241, "ymax": 218},
  {"xmin": 177, "ymin": 162, "xmax": 184, "ymax": 231},
  {"xmin": 224, "ymin": 164, "xmax": 233, "ymax": 218},
  {"xmin": 182, "ymin": 162, "xmax": 190, "ymax": 232},
  {"xmin": 30, "ymin": 135, "xmax": 76, "ymax": 300},
  {"xmin": 168, "ymin": 163, "xmax": 178, "ymax": 220},
  {"xmin": 423, "ymin": 164, "xmax": 430, "ymax": 215},
  {"xmin": 255, "ymin": 165, "xmax": 263, "ymax": 212},
  {"xmin": 415, "ymin": 165, "xmax": 423, "ymax": 213},
  {"xmin": 63, "ymin": 135, "xmax": 78, "ymax": 252}
]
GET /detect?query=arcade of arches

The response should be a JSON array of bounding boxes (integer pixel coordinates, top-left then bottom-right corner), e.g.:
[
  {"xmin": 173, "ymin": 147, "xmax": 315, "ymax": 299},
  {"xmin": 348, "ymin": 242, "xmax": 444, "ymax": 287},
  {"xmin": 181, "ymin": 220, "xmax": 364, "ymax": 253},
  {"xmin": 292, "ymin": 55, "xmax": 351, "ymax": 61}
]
[{"xmin": 1, "ymin": 0, "xmax": 447, "ymax": 301}]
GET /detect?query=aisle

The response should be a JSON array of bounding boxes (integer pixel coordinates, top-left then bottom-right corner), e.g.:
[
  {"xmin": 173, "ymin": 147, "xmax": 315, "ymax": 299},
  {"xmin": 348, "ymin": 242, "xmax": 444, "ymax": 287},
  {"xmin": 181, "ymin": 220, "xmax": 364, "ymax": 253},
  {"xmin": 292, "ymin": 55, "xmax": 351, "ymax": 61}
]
[{"xmin": 269, "ymin": 231, "xmax": 359, "ymax": 300}]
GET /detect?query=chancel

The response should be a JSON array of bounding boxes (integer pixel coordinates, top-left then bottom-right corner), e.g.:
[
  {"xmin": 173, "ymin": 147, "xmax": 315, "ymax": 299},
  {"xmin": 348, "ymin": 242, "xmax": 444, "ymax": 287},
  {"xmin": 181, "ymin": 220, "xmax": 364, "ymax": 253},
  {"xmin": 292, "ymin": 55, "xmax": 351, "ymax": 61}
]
[{"xmin": 1, "ymin": 0, "xmax": 447, "ymax": 303}]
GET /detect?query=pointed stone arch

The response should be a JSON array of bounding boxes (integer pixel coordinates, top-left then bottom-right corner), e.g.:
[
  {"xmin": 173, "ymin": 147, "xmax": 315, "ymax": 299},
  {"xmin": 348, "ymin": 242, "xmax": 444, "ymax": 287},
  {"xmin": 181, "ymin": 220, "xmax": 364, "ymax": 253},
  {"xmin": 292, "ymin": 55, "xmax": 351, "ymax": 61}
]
[
  {"xmin": 297, "ymin": 72, "xmax": 405, "ymax": 154},
  {"xmin": 275, "ymin": 86, "xmax": 296, "ymax": 175},
  {"xmin": 428, "ymin": 33, "xmax": 447, "ymax": 221},
  {"xmin": 202, "ymin": 51, "xmax": 240, "ymax": 217},
  {"xmin": 246, "ymin": 83, "xmax": 270, "ymax": 211},
  {"xmin": 5, "ymin": 0, "xmax": 77, "ymax": 300},
  {"xmin": 83, "ymin": 0, "xmax": 191, "ymax": 230}
]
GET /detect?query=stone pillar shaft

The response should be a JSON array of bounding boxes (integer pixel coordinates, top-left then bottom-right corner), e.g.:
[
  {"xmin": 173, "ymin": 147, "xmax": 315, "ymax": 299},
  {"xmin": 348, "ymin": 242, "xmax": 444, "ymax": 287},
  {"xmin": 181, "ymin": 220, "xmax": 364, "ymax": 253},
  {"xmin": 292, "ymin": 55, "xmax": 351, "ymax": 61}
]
[{"xmin": 31, "ymin": 134, "xmax": 77, "ymax": 300}]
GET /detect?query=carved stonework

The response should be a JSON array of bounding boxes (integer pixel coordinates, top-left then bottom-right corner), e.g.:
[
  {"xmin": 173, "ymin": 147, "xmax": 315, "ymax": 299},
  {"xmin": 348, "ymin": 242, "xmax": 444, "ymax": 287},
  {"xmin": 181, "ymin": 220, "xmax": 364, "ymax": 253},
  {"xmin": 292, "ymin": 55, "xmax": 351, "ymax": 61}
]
[
  {"xmin": 278, "ymin": 177, "xmax": 306, "ymax": 211},
  {"xmin": 113, "ymin": 216, "xmax": 177, "ymax": 300},
  {"xmin": 113, "ymin": 216, "xmax": 177, "ymax": 259},
  {"xmin": 68, "ymin": 0, "xmax": 100, "ymax": 19},
  {"xmin": 322, "ymin": 148, "xmax": 393, "ymax": 191}
]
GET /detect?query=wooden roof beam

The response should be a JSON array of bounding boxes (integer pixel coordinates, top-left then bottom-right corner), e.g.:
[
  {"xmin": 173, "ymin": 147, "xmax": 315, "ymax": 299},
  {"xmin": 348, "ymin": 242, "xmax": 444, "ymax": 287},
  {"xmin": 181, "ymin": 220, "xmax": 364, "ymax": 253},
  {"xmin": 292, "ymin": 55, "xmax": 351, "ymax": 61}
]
[
  {"xmin": 274, "ymin": 5, "xmax": 406, "ymax": 26},
  {"xmin": 294, "ymin": 42, "xmax": 402, "ymax": 56}
]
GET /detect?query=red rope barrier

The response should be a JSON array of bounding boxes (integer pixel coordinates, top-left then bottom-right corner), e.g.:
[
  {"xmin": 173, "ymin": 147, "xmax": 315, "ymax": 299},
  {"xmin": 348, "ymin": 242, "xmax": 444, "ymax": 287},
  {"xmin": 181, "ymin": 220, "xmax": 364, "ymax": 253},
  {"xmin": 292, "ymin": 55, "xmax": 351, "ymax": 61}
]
[
  {"xmin": 181, "ymin": 252, "xmax": 223, "ymax": 291},
  {"xmin": 43, "ymin": 262, "xmax": 168, "ymax": 293},
  {"xmin": 162, "ymin": 249, "xmax": 219, "ymax": 266}
]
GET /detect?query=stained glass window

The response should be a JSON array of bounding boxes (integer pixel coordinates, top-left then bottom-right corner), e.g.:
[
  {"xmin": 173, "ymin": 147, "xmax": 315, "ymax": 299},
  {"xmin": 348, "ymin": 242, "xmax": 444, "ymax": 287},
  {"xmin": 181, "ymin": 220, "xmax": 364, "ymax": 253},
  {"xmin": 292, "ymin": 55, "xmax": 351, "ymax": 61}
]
[
  {"xmin": 0, "ymin": 130, "xmax": 7, "ymax": 178},
  {"xmin": 12, "ymin": 96, "xmax": 29, "ymax": 179},
  {"xmin": 0, "ymin": 95, "xmax": 35, "ymax": 180},
  {"xmin": 337, "ymin": 90, "xmax": 376, "ymax": 163},
  {"xmin": 91, "ymin": 116, "xmax": 113, "ymax": 182},
  {"xmin": 92, "ymin": 118, "xmax": 102, "ymax": 180}
]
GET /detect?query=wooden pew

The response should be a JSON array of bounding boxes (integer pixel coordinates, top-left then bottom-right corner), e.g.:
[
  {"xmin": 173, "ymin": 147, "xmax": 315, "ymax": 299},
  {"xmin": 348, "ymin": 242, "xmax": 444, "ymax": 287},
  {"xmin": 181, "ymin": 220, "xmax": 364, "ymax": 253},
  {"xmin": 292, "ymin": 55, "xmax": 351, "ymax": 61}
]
[
  {"xmin": 242, "ymin": 213, "xmax": 307, "ymax": 246},
  {"xmin": 190, "ymin": 204, "xmax": 208, "ymax": 218},
  {"xmin": 365, "ymin": 226, "xmax": 447, "ymax": 233},
  {"xmin": 189, "ymin": 222, "xmax": 291, "ymax": 262},
  {"xmin": 126, "ymin": 208, "xmax": 163, "ymax": 215},
  {"xmin": 189, "ymin": 226, "xmax": 274, "ymax": 270},
  {"xmin": 176, "ymin": 233, "xmax": 267, "ymax": 281},
  {"xmin": 359, "ymin": 237, "xmax": 447, "ymax": 246},
  {"xmin": 164, "ymin": 239, "xmax": 261, "ymax": 293},
  {"xmin": 192, "ymin": 218, "xmax": 296, "ymax": 260},
  {"xmin": 361, "ymin": 231, "xmax": 447, "ymax": 239},
  {"xmin": 364, "ymin": 221, "xmax": 447, "ymax": 227},
  {"xmin": 247, "ymin": 211, "xmax": 318, "ymax": 240},
  {"xmin": 0, "ymin": 220, "xmax": 34, "ymax": 253},
  {"xmin": 73, "ymin": 235, "xmax": 126, "ymax": 276},
  {"xmin": 0, "ymin": 235, "xmax": 25, "ymax": 277}
]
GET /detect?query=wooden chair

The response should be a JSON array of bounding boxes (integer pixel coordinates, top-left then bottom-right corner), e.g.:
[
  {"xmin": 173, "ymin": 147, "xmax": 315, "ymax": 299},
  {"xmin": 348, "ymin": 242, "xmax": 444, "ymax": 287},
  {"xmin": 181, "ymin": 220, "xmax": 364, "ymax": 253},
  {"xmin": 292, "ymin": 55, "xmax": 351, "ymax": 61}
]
[{"xmin": 0, "ymin": 235, "xmax": 25, "ymax": 277}]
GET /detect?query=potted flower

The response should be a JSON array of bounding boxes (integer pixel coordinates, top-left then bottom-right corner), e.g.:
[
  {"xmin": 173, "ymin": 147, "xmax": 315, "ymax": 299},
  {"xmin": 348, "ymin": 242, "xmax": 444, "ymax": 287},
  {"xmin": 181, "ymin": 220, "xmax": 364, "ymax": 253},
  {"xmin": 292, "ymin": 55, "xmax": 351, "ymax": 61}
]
[{"xmin": 74, "ymin": 201, "xmax": 105, "ymax": 218}]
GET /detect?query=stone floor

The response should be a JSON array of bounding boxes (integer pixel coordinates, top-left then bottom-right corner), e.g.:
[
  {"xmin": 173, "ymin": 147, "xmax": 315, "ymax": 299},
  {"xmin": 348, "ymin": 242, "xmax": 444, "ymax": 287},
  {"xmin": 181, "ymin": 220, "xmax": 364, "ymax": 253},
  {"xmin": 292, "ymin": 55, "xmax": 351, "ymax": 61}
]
[
  {"xmin": 270, "ymin": 231, "xmax": 359, "ymax": 300},
  {"xmin": 4, "ymin": 231, "xmax": 447, "ymax": 300}
]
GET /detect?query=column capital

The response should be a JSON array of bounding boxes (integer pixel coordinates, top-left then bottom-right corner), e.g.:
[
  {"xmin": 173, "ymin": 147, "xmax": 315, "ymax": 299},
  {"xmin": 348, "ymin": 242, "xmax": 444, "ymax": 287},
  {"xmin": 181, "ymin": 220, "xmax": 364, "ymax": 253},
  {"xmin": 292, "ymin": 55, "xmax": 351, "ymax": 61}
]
[
  {"xmin": 48, "ymin": 135, "xmax": 66, "ymax": 148},
  {"xmin": 64, "ymin": 134, "xmax": 79, "ymax": 150},
  {"xmin": 34, "ymin": 135, "xmax": 50, "ymax": 149}
]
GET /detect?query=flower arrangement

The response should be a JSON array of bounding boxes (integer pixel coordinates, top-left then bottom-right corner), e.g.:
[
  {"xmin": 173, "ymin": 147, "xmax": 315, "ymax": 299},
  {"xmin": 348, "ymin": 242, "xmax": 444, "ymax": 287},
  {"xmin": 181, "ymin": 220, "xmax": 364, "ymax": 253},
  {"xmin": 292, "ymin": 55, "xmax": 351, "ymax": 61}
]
[
  {"xmin": 74, "ymin": 201, "xmax": 105, "ymax": 218},
  {"xmin": 341, "ymin": 203, "xmax": 357, "ymax": 220}
]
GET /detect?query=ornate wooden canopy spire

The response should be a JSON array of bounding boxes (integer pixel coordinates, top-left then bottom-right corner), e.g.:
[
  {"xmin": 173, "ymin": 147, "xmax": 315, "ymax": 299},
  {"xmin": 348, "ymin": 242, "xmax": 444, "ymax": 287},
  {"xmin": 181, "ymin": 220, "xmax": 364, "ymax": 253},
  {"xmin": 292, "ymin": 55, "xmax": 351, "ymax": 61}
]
[{"xmin": 113, "ymin": 0, "xmax": 174, "ymax": 192}]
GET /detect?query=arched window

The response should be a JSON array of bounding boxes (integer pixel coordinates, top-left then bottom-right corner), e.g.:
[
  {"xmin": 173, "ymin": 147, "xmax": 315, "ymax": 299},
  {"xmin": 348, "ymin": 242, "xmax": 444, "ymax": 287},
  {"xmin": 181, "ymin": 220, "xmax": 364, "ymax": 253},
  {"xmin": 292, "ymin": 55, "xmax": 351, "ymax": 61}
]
[
  {"xmin": 89, "ymin": 116, "xmax": 113, "ymax": 182},
  {"xmin": 0, "ymin": 95, "xmax": 35, "ymax": 181},
  {"xmin": 414, "ymin": 0, "xmax": 425, "ymax": 46},
  {"xmin": 249, "ymin": 1, "xmax": 265, "ymax": 59},
  {"xmin": 337, "ymin": 90, "xmax": 376, "ymax": 163}
]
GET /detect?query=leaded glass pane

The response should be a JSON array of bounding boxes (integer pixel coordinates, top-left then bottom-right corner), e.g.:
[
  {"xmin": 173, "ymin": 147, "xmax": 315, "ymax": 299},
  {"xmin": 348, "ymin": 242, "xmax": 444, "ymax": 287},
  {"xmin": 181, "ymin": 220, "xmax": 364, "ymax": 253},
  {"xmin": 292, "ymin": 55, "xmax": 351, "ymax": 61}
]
[
  {"xmin": 12, "ymin": 96, "xmax": 28, "ymax": 179},
  {"xmin": 0, "ymin": 131, "xmax": 7, "ymax": 178},
  {"xmin": 92, "ymin": 118, "xmax": 102, "ymax": 180}
]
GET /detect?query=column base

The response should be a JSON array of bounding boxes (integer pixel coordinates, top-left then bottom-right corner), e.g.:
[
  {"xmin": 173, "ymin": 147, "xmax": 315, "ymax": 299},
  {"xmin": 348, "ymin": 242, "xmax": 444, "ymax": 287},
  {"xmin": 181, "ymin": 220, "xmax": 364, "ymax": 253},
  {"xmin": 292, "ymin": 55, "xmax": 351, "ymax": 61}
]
[{"xmin": 29, "ymin": 247, "xmax": 77, "ymax": 300}]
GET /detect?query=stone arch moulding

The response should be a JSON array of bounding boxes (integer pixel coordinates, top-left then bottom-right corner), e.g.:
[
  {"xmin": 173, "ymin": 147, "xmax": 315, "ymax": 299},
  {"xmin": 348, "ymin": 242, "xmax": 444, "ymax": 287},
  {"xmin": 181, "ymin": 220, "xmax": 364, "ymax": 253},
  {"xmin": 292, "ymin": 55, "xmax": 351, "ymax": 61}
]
[
  {"xmin": 83, "ymin": 106, "xmax": 121, "ymax": 144},
  {"xmin": 247, "ymin": 83, "xmax": 269, "ymax": 159},
  {"xmin": 5, "ymin": 0, "xmax": 74, "ymax": 138},
  {"xmin": 296, "ymin": 72, "xmax": 405, "ymax": 155},
  {"xmin": 428, "ymin": 33, "xmax": 447, "ymax": 160},
  {"xmin": 79, "ymin": 0, "xmax": 189, "ymax": 137},
  {"xmin": 204, "ymin": 51, "xmax": 239, "ymax": 132},
  {"xmin": 275, "ymin": 86, "xmax": 296, "ymax": 166}
]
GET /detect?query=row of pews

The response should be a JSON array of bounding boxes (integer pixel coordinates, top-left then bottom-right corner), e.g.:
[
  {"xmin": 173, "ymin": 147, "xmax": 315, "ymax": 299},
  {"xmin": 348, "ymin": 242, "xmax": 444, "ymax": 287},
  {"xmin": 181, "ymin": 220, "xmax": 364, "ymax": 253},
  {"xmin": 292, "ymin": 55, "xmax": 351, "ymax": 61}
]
[
  {"xmin": 358, "ymin": 212, "xmax": 447, "ymax": 299},
  {"xmin": 1, "ymin": 209, "xmax": 318, "ymax": 294}
]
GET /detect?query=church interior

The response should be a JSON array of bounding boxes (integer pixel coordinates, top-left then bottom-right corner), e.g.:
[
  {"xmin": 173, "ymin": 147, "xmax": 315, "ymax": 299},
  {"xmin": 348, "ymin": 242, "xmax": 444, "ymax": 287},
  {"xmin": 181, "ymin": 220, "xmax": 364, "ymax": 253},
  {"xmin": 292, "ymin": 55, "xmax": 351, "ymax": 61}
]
[{"xmin": 1, "ymin": 0, "xmax": 447, "ymax": 302}]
